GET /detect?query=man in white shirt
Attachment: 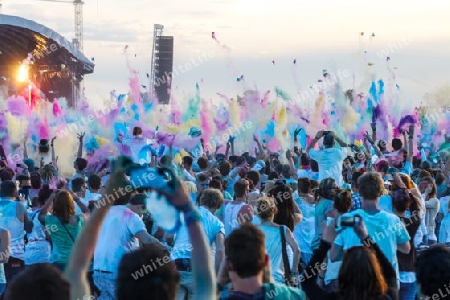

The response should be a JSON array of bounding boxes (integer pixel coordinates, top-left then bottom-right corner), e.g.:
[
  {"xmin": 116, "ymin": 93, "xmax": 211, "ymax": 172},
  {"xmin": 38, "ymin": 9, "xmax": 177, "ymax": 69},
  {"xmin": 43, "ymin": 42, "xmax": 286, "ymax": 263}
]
[
  {"xmin": 84, "ymin": 174, "xmax": 103, "ymax": 206},
  {"xmin": 93, "ymin": 193, "xmax": 164, "ymax": 300},
  {"xmin": 306, "ymin": 130, "xmax": 348, "ymax": 187}
]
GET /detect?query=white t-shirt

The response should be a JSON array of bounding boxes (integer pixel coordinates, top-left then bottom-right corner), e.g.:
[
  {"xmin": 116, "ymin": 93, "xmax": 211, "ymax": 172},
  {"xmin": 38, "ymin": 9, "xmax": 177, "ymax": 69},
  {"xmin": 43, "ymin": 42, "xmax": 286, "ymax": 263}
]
[
  {"xmin": 94, "ymin": 205, "xmax": 147, "ymax": 274},
  {"xmin": 293, "ymin": 197, "xmax": 315, "ymax": 255},
  {"xmin": 83, "ymin": 191, "xmax": 102, "ymax": 206},
  {"xmin": 171, "ymin": 206, "xmax": 224, "ymax": 260},
  {"xmin": 308, "ymin": 147, "xmax": 347, "ymax": 187},
  {"xmin": 334, "ymin": 209, "xmax": 410, "ymax": 280}
]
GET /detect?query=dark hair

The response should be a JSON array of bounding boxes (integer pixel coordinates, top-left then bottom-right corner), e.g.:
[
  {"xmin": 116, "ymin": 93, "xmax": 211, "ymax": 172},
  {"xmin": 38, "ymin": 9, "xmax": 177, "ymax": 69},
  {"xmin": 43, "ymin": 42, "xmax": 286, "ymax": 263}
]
[
  {"xmin": 0, "ymin": 180, "xmax": 17, "ymax": 198},
  {"xmin": 337, "ymin": 246, "xmax": 387, "ymax": 300},
  {"xmin": 219, "ymin": 161, "xmax": 232, "ymax": 177},
  {"xmin": 159, "ymin": 155, "xmax": 172, "ymax": 167},
  {"xmin": 435, "ymin": 171, "xmax": 446, "ymax": 185},
  {"xmin": 197, "ymin": 157, "xmax": 209, "ymax": 170},
  {"xmin": 319, "ymin": 178, "xmax": 338, "ymax": 200},
  {"xmin": 75, "ymin": 157, "xmax": 87, "ymax": 171},
  {"xmin": 234, "ymin": 179, "xmax": 249, "ymax": 198},
  {"xmin": 358, "ymin": 172, "xmax": 383, "ymax": 201},
  {"xmin": 229, "ymin": 155, "xmax": 238, "ymax": 164},
  {"xmin": 38, "ymin": 184, "xmax": 53, "ymax": 207},
  {"xmin": 129, "ymin": 193, "xmax": 146, "ymax": 206},
  {"xmin": 117, "ymin": 244, "xmax": 180, "ymax": 300},
  {"xmin": 416, "ymin": 245, "xmax": 450, "ymax": 298},
  {"xmin": 209, "ymin": 179, "xmax": 222, "ymax": 191},
  {"xmin": 71, "ymin": 177, "xmax": 86, "ymax": 193},
  {"xmin": 300, "ymin": 153, "xmax": 310, "ymax": 167},
  {"xmin": 269, "ymin": 183, "xmax": 295, "ymax": 231},
  {"xmin": 6, "ymin": 263, "xmax": 70, "ymax": 300},
  {"xmin": 236, "ymin": 156, "xmax": 246, "ymax": 166},
  {"xmin": 323, "ymin": 134, "xmax": 335, "ymax": 148},
  {"xmin": 247, "ymin": 170, "xmax": 261, "ymax": 187},
  {"xmin": 197, "ymin": 173, "xmax": 209, "ymax": 183},
  {"xmin": 392, "ymin": 189, "xmax": 412, "ymax": 213},
  {"xmin": 88, "ymin": 174, "xmax": 102, "ymax": 190},
  {"xmin": 182, "ymin": 156, "xmax": 193, "ymax": 167},
  {"xmin": 0, "ymin": 169, "xmax": 14, "ymax": 181},
  {"xmin": 274, "ymin": 163, "xmax": 283, "ymax": 175},
  {"xmin": 30, "ymin": 172, "xmax": 42, "ymax": 189},
  {"xmin": 133, "ymin": 126, "xmax": 143, "ymax": 136},
  {"xmin": 225, "ymin": 224, "xmax": 266, "ymax": 278},
  {"xmin": 334, "ymin": 190, "xmax": 352, "ymax": 214},
  {"xmin": 268, "ymin": 171, "xmax": 279, "ymax": 180},
  {"xmin": 392, "ymin": 138, "xmax": 403, "ymax": 151},
  {"xmin": 310, "ymin": 160, "xmax": 319, "ymax": 172},
  {"xmin": 351, "ymin": 171, "xmax": 363, "ymax": 189},
  {"xmin": 297, "ymin": 177, "xmax": 311, "ymax": 194},
  {"xmin": 376, "ymin": 160, "xmax": 389, "ymax": 173}
]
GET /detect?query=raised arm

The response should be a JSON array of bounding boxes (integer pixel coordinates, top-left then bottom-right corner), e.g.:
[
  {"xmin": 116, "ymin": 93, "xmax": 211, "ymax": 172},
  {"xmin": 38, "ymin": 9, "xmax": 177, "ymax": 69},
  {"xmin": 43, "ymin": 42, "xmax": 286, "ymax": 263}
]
[
  {"xmin": 172, "ymin": 185, "xmax": 216, "ymax": 298},
  {"xmin": 51, "ymin": 137, "xmax": 58, "ymax": 169},
  {"xmin": 406, "ymin": 125, "xmax": 414, "ymax": 164},
  {"xmin": 76, "ymin": 132, "xmax": 85, "ymax": 158},
  {"xmin": 66, "ymin": 156, "xmax": 130, "ymax": 300},
  {"xmin": 23, "ymin": 139, "xmax": 29, "ymax": 159},
  {"xmin": 371, "ymin": 122, "xmax": 377, "ymax": 143},
  {"xmin": 332, "ymin": 132, "xmax": 348, "ymax": 148},
  {"xmin": 253, "ymin": 134, "xmax": 265, "ymax": 158},
  {"xmin": 306, "ymin": 130, "xmax": 323, "ymax": 153},
  {"xmin": 0, "ymin": 229, "xmax": 10, "ymax": 264}
]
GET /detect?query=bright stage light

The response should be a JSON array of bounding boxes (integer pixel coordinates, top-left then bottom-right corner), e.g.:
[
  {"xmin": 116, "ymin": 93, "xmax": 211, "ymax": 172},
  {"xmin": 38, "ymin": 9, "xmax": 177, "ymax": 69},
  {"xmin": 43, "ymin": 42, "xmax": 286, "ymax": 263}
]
[{"xmin": 17, "ymin": 65, "xmax": 28, "ymax": 82}]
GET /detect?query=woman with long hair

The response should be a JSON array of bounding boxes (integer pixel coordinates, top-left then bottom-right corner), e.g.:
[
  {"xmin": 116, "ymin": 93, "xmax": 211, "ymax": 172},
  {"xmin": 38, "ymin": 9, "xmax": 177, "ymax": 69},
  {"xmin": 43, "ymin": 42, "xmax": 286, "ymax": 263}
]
[
  {"xmin": 302, "ymin": 217, "xmax": 398, "ymax": 300},
  {"xmin": 256, "ymin": 196, "xmax": 300, "ymax": 285},
  {"xmin": 268, "ymin": 180, "xmax": 302, "ymax": 232},
  {"xmin": 419, "ymin": 178, "xmax": 440, "ymax": 245},
  {"xmin": 38, "ymin": 190, "xmax": 88, "ymax": 271}
]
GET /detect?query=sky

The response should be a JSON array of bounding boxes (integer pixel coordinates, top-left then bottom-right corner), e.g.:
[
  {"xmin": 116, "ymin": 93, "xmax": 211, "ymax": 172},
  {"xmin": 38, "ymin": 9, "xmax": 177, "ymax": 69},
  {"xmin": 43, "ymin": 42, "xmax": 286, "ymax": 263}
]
[{"xmin": 2, "ymin": 0, "xmax": 450, "ymax": 108}]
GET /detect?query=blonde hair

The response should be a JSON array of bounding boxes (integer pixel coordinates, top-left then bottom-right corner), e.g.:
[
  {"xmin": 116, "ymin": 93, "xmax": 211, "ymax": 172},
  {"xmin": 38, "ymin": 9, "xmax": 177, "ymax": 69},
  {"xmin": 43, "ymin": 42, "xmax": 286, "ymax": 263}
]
[
  {"xmin": 256, "ymin": 196, "xmax": 278, "ymax": 220},
  {"xmin": 184, "ymin": 181, "xmax": 197, "ymax": 194}
]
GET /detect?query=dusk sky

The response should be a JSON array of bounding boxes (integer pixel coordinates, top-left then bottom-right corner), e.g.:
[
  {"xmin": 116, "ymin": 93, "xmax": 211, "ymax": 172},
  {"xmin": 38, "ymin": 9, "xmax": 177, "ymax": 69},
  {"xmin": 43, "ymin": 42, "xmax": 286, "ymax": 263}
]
[{"xmin": 2, "ymin": 0, "xmax": 450, "ymax": 107}]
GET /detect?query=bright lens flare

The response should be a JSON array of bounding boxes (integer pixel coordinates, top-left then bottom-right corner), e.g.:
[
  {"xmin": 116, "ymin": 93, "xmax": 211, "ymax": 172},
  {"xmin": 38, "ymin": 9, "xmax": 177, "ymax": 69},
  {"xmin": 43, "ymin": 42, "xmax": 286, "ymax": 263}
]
[{"xmin": 17, "ymin": 65, "xmax": 28, "ymax": 82}]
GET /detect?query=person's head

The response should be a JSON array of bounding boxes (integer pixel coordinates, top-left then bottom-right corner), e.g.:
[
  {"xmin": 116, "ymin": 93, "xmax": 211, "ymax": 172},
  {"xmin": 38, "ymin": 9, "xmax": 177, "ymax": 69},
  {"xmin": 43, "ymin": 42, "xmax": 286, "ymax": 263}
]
[
  {"xmin": 234, "ymin": 179, "xmax": 250, "ymax": 199},
  {"xmin": 182, "ymin": 156, "xmax": 193, "ymax": 169},
  {"xmin": 392, "ymin": 188, "xmax": 412, "ymax": 213},
  {"xmin": 334, "ymin": 190, "xmax": 352, "ymax": 214},
  {"xmin": 117, "ymin": 244, "xmax": 180, "ymax": 300},
  {"xmin": 73, "ymin": 157, "xmax": 87, "ymax": 172},
  {"xmin": 376, "ymin": 160, "xmax": 389, "ymax": 174},
  {"xmin": 117, "ymin": 130, "xmax": 124, "ymax": 143},
  {"xmin": 0, "ymin": 169, "xmax": 14, "ymax": 181},
  {"xmin": 225, "ymin": 224, "xmax": 268, "ymax": 281},
  {"xmin": 358, "ymin": 172, "xmax": 383, "ymax": 201},
  {"xmin": 30, "ymin": 172, "xmax": 42, "ymax": 189},
  {"xmin": 199, "ymin": 188, "xmax": 224, "ymax": 211},
  {"xmin": 197, "ymin": 157, "xmax": 209, "ymax": 170},
  {"xmin": 418, "ymin": 177, "xmax": 435, "ymax": 195},
  {"xmin": 52, "ymin": 190, "xmax": 75, "ymax": 223},
  {"xmin": 274, "ymin": 163, "xmax": 283, "ymax": 175},
  {"xmin": 196, "ymin": 173, "xmax": 210, "ymax": 193},
  {"xmin": 351, "ymin": 171, "xmax": 363, "ymax": 192},
  {"xmin": 88, "ymin": 174, "xmax": 102, "ymax": 191},
  {"xmin": 337, "ymin": 246, "xmax": 387, "ymax": 300},
  {"xmin": 323, "ymin": 134, "xmax": 335, "ymax": 148},
  {"xmin": 236, "ymin": 156, "xmax": 246, "ymax": 167},
  {"xmin": 416, "ymin": 245, "xmax": 450, "ymax": 299},
  {"xmin": 183, "ymin": 180, "xmax": 197, "ymax": 195},
  {"xmin": 219, "ymin": 160, "xmax": 232, "ymax": 177},
  {"xmin": 268, "ymin": 171, "xmax": 279, "ymax": 180},
  {"xmin": 281, "ymin": 164, "xmax": 292, "ymax": 179},
  {"xmin": 319, "ymin": 177, "xmax": 339, "ymax": 200},
  {"xmin": 392, "ymin": 138, "xmax": 403, "ymax": 151},
  {"xmin": 300, "ymin": 153, "xmax": 310, "ymax": 168},
  {"xmin": 421, "ymin": 160, "xmax": 432, "ymax": 171},
  {"xmin": 391, "ymin": 149, "xmax": 407, "ymax": 168},
  {"xmin": 37, "ymin": 184, "xmax": 53, "ymax": 207},
  {"xmin": 159, "ymin": 155, "xmax": 172, "ymax": 168},
  {"xmin": 435, "ymin": 171, "xmax": 446, "ymax": 185},
  {"xmin": 209, "ymin": 179, "xmax": 222, "ymax": 191},
  {"xmin": 397, "ymin": 173, "xmax": 414, "ymax": 190},
  {"xmin": 71, "ymin": 177, "xmax": 86, "ymax": 197},
  {"xmin": 128, "ymin": 193, "xmax": 147, "ymax": 218},
  {"xmin": 297, "ymin": 177, "xmax": 312, "ymax": 194},
  {"xmin": 133, "ymin": 126, "xmax": 143, "ymax": 136},
  {"xmin": 229, "ymin": 155, "xmax": 238, "ymax": 167},
  {"xmin": 6, "ymin": 263, "xmax": 70, "ymax": 300},
  {"xmin": 377, "ymin": 140, "xmax": 387, "ymax": 152},
  {"xmin": 256, "ymin": 196, "xmax": 277, "ymax": 221},
  {"xmin": 0, "ymin": 180, "xmax": 17, "ymax": 198},
  {"xmin": 268, "ymin": 180, "xmax": 295, "ymax": 231},
  {"xmin": 247, "ymin": 170, "xmax": 261, "ymax": 188}
]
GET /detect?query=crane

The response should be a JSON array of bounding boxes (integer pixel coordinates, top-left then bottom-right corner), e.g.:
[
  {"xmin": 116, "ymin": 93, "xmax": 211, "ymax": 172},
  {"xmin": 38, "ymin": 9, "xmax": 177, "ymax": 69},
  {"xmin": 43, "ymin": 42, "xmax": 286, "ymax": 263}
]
[{"xmin": 37, "ymin": 0, "xmax": 84, "ymax": 51}]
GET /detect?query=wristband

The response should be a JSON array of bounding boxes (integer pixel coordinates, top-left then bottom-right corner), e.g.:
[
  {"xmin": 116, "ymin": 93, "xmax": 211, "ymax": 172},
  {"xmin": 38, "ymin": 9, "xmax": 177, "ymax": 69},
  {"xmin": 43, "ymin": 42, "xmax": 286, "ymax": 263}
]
[
  {"xmin": 184, "ymin": 208, "xmax": 201, "ymax": 225},
  {"xmin": 361, "ymin": 236, "xmax": 374, "ymax": 245}
]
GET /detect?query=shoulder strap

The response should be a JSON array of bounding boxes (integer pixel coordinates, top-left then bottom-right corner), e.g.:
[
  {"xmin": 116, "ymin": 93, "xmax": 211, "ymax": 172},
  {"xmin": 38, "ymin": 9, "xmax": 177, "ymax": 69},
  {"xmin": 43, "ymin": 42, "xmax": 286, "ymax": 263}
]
[
  {"xmin": 279, "ymin": 225, "xmax": 291, "ymax": 281},
  {"xmin": 58, "ymin": 217, "xmax": 76, "ymax": 242}
]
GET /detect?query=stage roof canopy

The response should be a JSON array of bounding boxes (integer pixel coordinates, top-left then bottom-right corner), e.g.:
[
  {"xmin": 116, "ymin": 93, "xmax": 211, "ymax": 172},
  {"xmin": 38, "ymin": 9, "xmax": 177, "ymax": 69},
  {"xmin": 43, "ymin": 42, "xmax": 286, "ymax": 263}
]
[{"xmin": 0, "ymin": 14, "xmax": 94, "ymax": 74}]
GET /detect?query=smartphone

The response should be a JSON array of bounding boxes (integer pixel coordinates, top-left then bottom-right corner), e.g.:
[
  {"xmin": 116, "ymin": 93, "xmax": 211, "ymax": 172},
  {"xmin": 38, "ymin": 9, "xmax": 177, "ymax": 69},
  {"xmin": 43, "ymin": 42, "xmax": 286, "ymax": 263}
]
[
  {"xmin": 336, "ymin": 215, "xmax": 360, "ymax": 228},
  {"xmin": 323, "ymin": 131, "xmax": 331, "ymax": 135}
]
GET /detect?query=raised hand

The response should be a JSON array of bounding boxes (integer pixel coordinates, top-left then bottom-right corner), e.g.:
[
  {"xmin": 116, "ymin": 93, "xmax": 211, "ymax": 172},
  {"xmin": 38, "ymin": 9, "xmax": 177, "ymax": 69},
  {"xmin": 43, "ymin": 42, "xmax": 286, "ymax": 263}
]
[
  {"xmin": 294, "ymin": 127, "xmax": 303, "ymax": 136},
  {"xmin": 77, "ymin": 132, "xmax": 85, "ymax": 141}
]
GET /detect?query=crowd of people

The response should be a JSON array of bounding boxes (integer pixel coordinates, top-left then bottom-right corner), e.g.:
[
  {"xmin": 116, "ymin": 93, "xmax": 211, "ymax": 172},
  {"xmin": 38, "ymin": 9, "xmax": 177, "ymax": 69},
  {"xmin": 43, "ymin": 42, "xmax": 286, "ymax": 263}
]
[{"xmin": 1, "ymin": 119, "xmax": 450, "ymax": 300}]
